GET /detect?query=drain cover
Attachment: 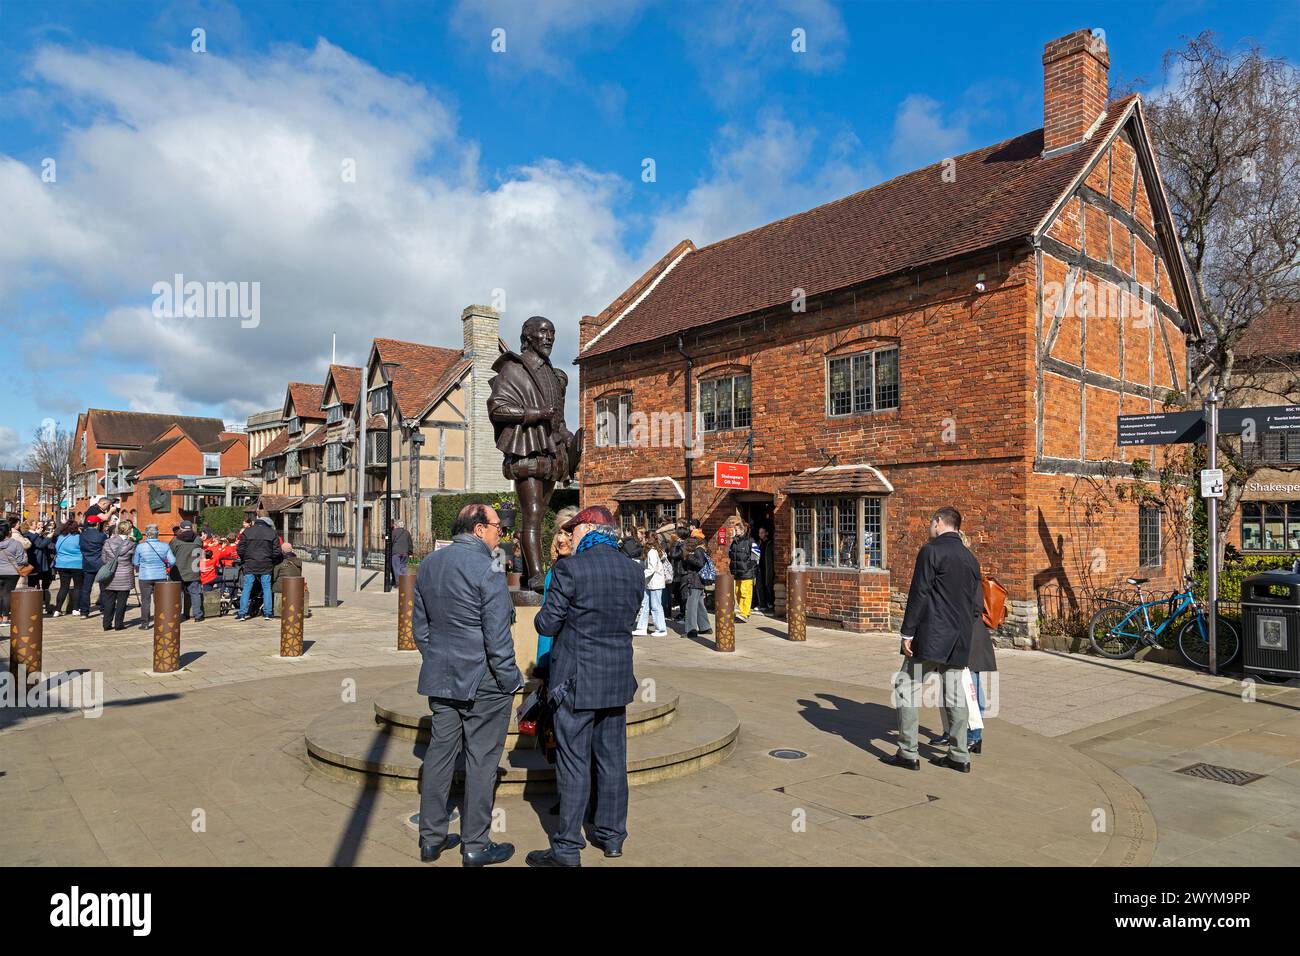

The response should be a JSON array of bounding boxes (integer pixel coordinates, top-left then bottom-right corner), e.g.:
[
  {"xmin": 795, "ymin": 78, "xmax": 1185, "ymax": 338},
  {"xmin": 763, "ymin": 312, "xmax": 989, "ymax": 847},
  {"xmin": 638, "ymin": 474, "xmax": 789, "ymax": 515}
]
[
  {"xmin": 768, "ymin": 749, "xmax": 808, "ymax": 760},
  {"xmin": 1175, "ymin": 763, "xmax": 1265, "ymax": 786}
]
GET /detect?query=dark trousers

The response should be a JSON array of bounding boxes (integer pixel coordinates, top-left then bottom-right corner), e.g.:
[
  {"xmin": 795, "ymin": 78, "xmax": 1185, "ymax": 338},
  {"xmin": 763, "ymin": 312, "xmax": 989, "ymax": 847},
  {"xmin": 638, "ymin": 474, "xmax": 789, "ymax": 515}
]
[
  {"xmin": 391, "ymin": 553, "xmax": 408, "ymax": 585},
  {"xmin": 418, "ymin": 680, "xmax": 514, "ymax": 855},
  {"xmin": 79, "ymin": 561, "xmax": 102, "ymax": 616},
  {"xmin": 138, "ymin": 578, "xmax": 167, "ymax": 626},
  {"xmin": 0, "ymin": 575, "xmax": 17, "ymax": 617},
  {"xmin": 55, "ymin": 569, "xmax": 82, "ymax": 614},
  {"xmin": 30, "ymin": 569, "xmax": 54, "ymax": 611},
  {"xmin": 182, "ymin": 579, "xmax": 203, "ymax": 620},
  {"xmin": 551, "ymin": 697, "xmax": 628, "ymax": 864},
  {"xmin": 102, "ymin": 589, "xmax": 130, "ymax": 630},
  {"xmin": 755, "ymin": 573, "xmax": 772, "ymax": 610}
]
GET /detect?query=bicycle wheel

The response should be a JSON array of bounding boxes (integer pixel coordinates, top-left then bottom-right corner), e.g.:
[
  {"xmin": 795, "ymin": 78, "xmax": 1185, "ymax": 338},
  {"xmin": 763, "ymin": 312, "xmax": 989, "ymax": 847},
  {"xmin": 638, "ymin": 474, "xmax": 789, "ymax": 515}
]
[
  {"xmin": 1088, "ymin": 603, "xmax": 1145, "ymax": 659},
  {"xmin": 1177, "ymin": 614, "xmax": 1241, "ymax": 670}
]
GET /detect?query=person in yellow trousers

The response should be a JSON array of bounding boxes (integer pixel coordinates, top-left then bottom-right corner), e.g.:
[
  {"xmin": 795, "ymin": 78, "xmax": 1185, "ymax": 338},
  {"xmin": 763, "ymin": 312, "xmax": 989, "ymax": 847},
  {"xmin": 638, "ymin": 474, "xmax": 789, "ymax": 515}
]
[{"xmin": 727, "ymin": 520, "xmax": 758, "ymax": 623}]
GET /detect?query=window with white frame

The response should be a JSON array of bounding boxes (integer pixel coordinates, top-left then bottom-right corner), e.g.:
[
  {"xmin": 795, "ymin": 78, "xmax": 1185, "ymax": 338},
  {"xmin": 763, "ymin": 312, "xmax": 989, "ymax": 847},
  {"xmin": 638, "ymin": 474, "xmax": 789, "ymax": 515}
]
[
  {"xmin": 827, "ymin": 346, "xmax": 900, "ymax": 417},
  {"xmin": 619, "ymin": 501, "xmax": 679, "ymax": 533},
  {"xmin": 700, "ymin": 374, "xmax": 752, "ymax": 432},
  {"xmin": 81, "ymin": 432, "xmax": 87, "ymax": 464},
  {"xmin": 595, "ymin": 394, "xmax": 632, "ymax": 447},
  {"xmin": 203, "ymin": 453, "xmax": 220, "ymax": 477},
  {"xmin": 327, "ymin": 500, "xmax": 346, "ymax": 535},
  {"xmin": 1138, "ymin": 505, "xmax": 1162, "ymax": 568},
  {"xmin": 792, "ymin": 496, "xmax": 885, "ymax": 569}
]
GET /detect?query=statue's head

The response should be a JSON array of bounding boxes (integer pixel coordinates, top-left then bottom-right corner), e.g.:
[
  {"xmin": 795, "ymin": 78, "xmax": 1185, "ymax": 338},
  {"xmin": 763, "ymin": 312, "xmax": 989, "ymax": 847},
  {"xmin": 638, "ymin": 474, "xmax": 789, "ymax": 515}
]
[{"xmin": 521, "ymin": 316, "xmax": 555, "ymax": 360}]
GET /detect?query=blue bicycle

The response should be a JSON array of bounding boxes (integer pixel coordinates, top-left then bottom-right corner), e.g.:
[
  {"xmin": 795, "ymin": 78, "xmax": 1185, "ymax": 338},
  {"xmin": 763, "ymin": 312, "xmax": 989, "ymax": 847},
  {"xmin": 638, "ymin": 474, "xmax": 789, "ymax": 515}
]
[{"xmin": 1087, "ymin": 576, "xmax": 1240, "ymax": 670}]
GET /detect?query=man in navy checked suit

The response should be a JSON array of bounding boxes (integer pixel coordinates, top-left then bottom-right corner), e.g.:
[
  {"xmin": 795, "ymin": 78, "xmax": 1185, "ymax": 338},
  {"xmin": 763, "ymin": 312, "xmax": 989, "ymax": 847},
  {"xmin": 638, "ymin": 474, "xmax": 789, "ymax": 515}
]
[{"xmin": 526, "ymin": 505, "xmax": 643, "ymax": 867}]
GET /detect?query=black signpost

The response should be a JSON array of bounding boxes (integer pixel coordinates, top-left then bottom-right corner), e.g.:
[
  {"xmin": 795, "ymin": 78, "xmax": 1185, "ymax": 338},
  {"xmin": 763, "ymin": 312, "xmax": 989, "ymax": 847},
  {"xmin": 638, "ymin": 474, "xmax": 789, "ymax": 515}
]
[{"xmin": 1114, "ymin": 401, "xmax": 1300, "ymax": 675}]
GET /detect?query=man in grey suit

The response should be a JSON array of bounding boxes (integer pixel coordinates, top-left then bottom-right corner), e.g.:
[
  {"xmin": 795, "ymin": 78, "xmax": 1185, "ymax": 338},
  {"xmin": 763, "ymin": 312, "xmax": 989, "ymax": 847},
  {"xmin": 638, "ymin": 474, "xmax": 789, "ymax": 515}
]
[
  {"xmin": 413, "ymin": 503, "xmax": 523, "ymax": 866},
  {"xmin": 885, "ymin": 506, "xmax": 981, "ymax": 774}
]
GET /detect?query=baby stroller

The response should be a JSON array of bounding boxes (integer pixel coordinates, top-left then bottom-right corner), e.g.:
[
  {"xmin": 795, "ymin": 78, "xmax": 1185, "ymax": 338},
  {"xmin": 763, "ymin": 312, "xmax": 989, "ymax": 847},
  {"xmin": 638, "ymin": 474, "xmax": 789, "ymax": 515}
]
[{"xmin": 218, "ymin": 560, "xmax": 243, "ymax": 617}]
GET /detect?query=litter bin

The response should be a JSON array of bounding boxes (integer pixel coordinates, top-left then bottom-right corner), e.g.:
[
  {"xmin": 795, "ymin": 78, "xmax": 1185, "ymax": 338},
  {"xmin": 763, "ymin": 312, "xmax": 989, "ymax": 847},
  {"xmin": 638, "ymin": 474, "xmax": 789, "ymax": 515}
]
[{"xmin": 1240, "ymin": 568, "xmax": 1300, "ymax": 680}]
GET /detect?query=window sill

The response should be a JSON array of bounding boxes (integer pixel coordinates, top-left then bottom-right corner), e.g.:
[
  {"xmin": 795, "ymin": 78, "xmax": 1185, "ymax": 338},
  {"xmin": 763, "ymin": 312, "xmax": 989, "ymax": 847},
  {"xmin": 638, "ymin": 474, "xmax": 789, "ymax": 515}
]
[{"xmin": 826, "ymin": 407, "xmax": 900, "ymax": 421}]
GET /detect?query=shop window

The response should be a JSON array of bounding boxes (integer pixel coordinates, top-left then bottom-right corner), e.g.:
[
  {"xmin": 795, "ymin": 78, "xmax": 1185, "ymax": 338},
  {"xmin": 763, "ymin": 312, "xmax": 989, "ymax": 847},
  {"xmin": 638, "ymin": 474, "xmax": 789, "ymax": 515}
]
[
  {"xmin": 619, "ymin": 501, "xmax": 679, "ymax": 534},
  {"xmin": 792, "ymin": 496, "xmax": 887, "ymax": 569},
  {"xmin": 828, "ymin": 346, "xmax": 899, "ymax": 417},
  {"xmin": 1242, "ymin": 502, "xmax": 1300, "ymax": 551},
  {"xmin": 700, "ymin": 374, "xmax": 752, "ymax": 432},
  {"xmin": 595, "ymin": 394, "xmax": 632, "ymax": 447}
]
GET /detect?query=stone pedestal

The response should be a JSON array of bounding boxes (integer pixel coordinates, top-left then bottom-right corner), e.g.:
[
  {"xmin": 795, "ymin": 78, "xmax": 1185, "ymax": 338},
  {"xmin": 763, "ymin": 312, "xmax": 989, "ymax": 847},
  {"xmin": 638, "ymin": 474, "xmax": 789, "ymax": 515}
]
[
  {"xmin": 9, "ymin": 589, "xmax": 43, "ymax": 683},
  {"xmin": 280, "ymin": 577, "xmax": 306, "ymax": 657},
  {"xmin": 510, "ymin": 588, "xmax": 542, "ymax": 678},
  {"xmin": 152, "ymin": 581, "xmax": 182, "ymax": 673},
  {"xmin": 397, "ymin": 573, "xmax": 416, "ymax": 651}
]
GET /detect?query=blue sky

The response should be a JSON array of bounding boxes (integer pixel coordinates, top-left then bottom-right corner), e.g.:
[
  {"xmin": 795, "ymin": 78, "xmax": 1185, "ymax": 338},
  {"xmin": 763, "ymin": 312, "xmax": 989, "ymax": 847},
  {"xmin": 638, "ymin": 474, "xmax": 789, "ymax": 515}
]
[{"xmin": 0, "ymin": 0, "xmax": 1295, "ymax": 464}]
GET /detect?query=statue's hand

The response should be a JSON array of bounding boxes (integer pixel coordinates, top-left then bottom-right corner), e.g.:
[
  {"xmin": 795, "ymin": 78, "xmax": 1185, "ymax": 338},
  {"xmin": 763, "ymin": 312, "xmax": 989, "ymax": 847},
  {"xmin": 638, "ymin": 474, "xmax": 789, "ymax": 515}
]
[{"xmin": 524, "ymin": 406, "xmax": 555, "ymax": 426}]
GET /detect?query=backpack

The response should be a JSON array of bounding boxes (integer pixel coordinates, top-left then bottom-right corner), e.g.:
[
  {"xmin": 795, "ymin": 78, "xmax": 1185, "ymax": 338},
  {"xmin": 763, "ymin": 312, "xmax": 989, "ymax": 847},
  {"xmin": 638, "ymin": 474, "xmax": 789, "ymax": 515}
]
[
  {"xmin": 981, "ymin": 575, "xmax": 1008, "ymax": 629},
  {"xmin": 698, "ymin": 551, "xmax": 717, "ymax": 585},
  {"xmin": 660, "ymin": 550, "xmax": 674, "ymax": 584}
]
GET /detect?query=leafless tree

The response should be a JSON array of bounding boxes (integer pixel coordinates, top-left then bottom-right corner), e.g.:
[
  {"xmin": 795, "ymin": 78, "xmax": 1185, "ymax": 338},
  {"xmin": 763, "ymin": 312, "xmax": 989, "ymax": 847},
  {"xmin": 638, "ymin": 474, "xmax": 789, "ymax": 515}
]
[
  {"xmin": 25, "ymin": 424, "xmax": 75, "ymax": 518},
  {"xmin": 1144, "ymin": 32, "xmax": 1300, "ymax": 560}
]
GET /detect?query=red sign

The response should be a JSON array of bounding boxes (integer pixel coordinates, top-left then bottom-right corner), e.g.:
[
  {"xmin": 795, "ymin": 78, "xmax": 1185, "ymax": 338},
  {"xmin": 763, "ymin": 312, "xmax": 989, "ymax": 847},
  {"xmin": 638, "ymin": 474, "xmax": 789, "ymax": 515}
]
[
  {"xmin": 714, "ymin": 461, "xmax": 750, "ymax": 490},
  {"xmin": 717, "ymin": 528, "xmax": 727, "ymax": 546}
]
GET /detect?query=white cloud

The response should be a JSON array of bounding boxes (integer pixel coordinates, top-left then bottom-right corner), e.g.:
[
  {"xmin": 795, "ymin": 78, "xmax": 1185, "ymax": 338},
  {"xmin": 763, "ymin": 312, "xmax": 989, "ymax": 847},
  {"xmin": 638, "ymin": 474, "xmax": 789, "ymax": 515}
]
[
  {"xmin": 449, "ymin": 0, "xmax": 648, "ymax": 77},
  {"xmin": 888, "ymin": 94, "xmax": 971, "ymax": 171},
  {"xmin": 641, "ymin": 112, "xmax": 878, "ymax": 257},
  {"xmin": 0, "ymin": 426, "xmax": 30, "ymax": 467}
]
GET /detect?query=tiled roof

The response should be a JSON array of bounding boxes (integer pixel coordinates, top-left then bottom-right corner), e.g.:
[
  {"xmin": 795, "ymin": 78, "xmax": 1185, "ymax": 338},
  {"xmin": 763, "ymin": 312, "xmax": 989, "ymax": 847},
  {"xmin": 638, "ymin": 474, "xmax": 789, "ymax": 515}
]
[
  {"xmin": 782, "ymin": 464, "xmax": 894, "ymax": 496},
  {"xmin": 287, "ymin": 382, "xmax": 327, "ymax": 419},
  {"xmin": 581, "ymin": 96, "xmax": 1139, "ymax": 360},
  {"xmin": 1237, "ymin": 303, "xmax": 1300, "ymax": 360},
  {"xmin": 257, "ymin": 495, "xmax": 304, "ymax": 513},
  {"xmin": 86, "ymin": 409, "xmax": 226, "ymax": 449},
  {"xmin": 373, "ymin": 338, "xmax": 466, "ymax": 418},
  {"xmin": 124, "ymin": 436, "xmax": 184, "ymax": 475},
  {"xmin": 252, "ymin": 430, "xmax": 290, "ymax": 463},
  {"xmin": 612, "ymin": 477, "xmax": 685, "ymax": 501},
  {"xmin": 415, "ymin": 357, "xmax": 472, "ymax": 417},
  {"xmin": 326, "ymin": 365, "xmax": 362, "ymax": 407},
  {"xmin": 295, "ymin": 423, "xmax": 330, "ymax": 450}
]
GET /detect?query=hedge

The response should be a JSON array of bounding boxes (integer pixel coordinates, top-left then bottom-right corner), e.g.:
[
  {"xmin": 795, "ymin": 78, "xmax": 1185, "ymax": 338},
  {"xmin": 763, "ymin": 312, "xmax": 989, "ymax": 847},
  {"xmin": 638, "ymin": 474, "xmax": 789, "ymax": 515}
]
[
  {"xmin": 197, "ymin": 506, "xmax": 246, "ymax": 536},
  {"xmin": 426, "ymin": 489, "xmax": 580, "ymax": 568},
  {"xmin": 1194, "ymin": 553, "xmax": 1298, "ymax": 605}
]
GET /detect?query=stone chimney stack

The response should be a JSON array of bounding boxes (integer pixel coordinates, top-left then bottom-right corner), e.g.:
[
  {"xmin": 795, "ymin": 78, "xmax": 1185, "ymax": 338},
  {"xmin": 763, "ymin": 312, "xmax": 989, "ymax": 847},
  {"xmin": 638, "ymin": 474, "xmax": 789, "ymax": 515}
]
[
  {"xmin": 1042, "ymin": 28, "xmax": 1110, "ymax": 156},
  {"xmin": 462, "ymin": 304, "xmax": 510, "ymax": 493}
]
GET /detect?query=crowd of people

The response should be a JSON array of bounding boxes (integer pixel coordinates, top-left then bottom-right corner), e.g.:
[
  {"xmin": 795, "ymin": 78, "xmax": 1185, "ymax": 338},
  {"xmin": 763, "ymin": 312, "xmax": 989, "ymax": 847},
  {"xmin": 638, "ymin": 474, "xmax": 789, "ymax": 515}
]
[
  {"xmin": 0, "ymin": 498, "xmax": 306, "ymax": 630},
  {"xmin": 409, "ymin": 500, "xmax": 996, "ymax": 868}
]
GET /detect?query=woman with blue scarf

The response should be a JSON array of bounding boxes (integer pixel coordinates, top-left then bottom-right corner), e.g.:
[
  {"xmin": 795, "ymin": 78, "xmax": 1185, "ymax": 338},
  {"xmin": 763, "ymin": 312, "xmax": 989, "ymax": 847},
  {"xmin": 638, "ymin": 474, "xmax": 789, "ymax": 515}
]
[{"xmin": 535, "ymin": 527, "xmax": 573, "ymax": 677}]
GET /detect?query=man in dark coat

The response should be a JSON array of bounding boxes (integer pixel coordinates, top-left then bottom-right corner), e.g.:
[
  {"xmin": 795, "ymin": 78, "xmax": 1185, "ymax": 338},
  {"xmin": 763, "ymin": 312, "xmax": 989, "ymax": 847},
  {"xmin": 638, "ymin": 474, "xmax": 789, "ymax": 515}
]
[
  {"xmin": 236, "ymin": 513, "xmax": 282, "ymax": 620},
  {"xmin": 388, "ymin": 519, "xmax": 413, "ymax": 584},
  {"xmin": 526, "ymin": 505, "xmax": 643, "ymax": 867},
  {"xmin": 171, "ymin": 521, "xmax": 204, "ymax": 621},
  {"xmin": 413, "ymin": 504, "xmax": 522, "ymax": 867},
  {"xmin": 487, "ymin": 316, "xmax": 582, "ymax": 591},
  {"xmin": 886, "ymin": 506, "xmax": 982, "ymax": 773}
]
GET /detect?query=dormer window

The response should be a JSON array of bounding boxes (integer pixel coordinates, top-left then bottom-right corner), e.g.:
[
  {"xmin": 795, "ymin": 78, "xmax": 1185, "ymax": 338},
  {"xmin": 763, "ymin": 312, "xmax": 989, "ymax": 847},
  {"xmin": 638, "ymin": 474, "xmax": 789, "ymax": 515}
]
[
  {"xmin": 287, "ymin": 415, "xmax": 302, "ymax": 435},
  {"xmin": 370, "ymin": 388, "xmax": 389, "ymax": 415},
  {"xmin": 326, "ymin": 404, "xmax": 343, "ymax": 425}
]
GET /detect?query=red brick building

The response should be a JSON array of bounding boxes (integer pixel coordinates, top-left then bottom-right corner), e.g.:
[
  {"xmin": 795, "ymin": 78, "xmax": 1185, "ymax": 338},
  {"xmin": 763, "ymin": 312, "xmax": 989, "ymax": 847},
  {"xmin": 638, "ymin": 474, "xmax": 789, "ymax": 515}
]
[
  {"xmin": 72, "ymin": 409, "xmax": 249, "ymax": 537},
  {"xmin": 576, "ymin": 29, "xmax": 1202, "ymax": 644}
]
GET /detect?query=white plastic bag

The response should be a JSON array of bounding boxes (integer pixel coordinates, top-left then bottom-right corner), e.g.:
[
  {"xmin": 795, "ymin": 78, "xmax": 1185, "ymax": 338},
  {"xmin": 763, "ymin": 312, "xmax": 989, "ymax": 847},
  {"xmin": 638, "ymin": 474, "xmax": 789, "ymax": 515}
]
[{"xmin": 961, "ymin": 668, "xmax": 984, "ymax": 730}]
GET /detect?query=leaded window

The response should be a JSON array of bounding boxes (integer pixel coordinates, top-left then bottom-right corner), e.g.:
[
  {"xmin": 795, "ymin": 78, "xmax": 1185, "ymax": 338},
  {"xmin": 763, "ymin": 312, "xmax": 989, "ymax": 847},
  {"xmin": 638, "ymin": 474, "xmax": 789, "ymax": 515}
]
[
  {"xmin": 1138, "ymin": 506, "xmax": 1162, "ymax": 567},
  {"xmin": 792, "ymin": 496, "xmax": 887, "ymax": 569},
  {"xmin": 700, "ymin": 374, "xmax": 752, "ymax": 432},
  {"xmin": 827, "ymin": 346, "xmax": 900, "ymax": 417}
]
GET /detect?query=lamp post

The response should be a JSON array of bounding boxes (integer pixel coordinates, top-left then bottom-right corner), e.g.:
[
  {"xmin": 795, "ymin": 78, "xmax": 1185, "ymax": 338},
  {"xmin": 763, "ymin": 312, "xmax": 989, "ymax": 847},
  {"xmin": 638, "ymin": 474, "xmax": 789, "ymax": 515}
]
[{"xmin": 382, "ymin": 361, "xmax": 398, "ymax": 593}]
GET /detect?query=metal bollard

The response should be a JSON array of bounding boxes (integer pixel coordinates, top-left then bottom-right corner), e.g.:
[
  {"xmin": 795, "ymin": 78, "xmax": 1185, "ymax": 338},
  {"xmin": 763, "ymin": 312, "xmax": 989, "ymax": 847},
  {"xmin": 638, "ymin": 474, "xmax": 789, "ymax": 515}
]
[
  {"xmin": 397, "ymin": 572, "xmax": 417, "ymax": 651},
  {"xmin": 280, "ymin": 576, "xmax": 306, "ymax": 657},
  {"xmin": 10, "ymin": 589, "xmax": 43, "ymax": 684},
  {"xmin": 152, "ymin": 580, "xmax": 183, "ymax": 673},
  {"xmin": 787, "ymin": 568, "xmax": 807, "ymax": 642},
  {"xmin": 714, "ymin": 567, "xmax": 735, "ymax": 652},
  {"xmin": 324, "ymin": 549, "xmax": 338, "ymax": 608}
]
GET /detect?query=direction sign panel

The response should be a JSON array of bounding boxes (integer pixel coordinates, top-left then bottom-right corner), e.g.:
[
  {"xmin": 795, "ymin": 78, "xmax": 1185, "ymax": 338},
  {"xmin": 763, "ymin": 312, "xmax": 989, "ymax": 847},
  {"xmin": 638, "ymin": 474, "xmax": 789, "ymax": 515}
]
[
  {"xmin": 1116, "ymin": 411, "xmax": 1204, "ymax": 446},
  {"xmin": 1200, "ymin": 468, "xmax": 1225, "ymax": 499},
  {"xmin": 1219, "ymin": 405, "xmax": 1300, "ymax": 436}
]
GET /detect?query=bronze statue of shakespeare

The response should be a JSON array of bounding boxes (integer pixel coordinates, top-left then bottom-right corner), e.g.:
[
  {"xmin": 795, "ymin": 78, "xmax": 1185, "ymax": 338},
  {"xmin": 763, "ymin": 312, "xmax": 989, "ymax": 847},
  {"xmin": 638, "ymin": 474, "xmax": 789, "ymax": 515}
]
[{"xmin": 488, "ymin": 316, "xmax": 583, "ymax": 591}]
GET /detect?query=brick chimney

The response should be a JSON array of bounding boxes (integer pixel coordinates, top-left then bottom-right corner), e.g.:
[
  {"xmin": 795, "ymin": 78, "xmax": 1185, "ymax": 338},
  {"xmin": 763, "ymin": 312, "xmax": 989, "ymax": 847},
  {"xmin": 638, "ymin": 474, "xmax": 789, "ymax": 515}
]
[{"xmin": 1042, "ymin": 28, "xmax": 1110, "ymax": 156}]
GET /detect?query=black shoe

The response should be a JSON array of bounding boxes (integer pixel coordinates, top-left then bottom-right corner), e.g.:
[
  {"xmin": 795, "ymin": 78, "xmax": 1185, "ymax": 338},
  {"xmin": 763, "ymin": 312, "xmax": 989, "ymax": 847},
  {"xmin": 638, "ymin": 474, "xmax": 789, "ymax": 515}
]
[
  {"xmin": 462, "ymin": 842, "xmax": 514, "ymax": 867},
  {"xmin": 968, "ymin": 739, "xmax": 983, "ymax": 755},
  {"xmin": 698, "ymin": 627, "xmax": 712, "ymax": 634},
  {"xmin": 931, "ymin": 754, "xmax": 971, "ymax": 773},
  {"xmin": 587, "ymin": 836, "xmax": 622, "ymax": 858},
  {"xmin": 419, "ymin": 833, "xmax": 461, "ymax": 862},
  {"xmin": 881, "ymin": 752, "xmax": 920, "ymax": 771},
  {"xmin": 526, "ymin": 849, "xmax": 579, "ymax": 868}
]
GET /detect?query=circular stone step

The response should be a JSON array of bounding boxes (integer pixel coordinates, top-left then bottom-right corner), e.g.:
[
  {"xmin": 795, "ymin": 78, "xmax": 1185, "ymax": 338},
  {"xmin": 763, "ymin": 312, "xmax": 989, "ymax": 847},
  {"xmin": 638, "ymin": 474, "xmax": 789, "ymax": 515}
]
[
  {"xmin": 305, "ymin": 689, "xmax": 738, "ymax": 794},
  {"xmin": 373, "ymin": 681, "xmax": 680, "ymax": 743}
]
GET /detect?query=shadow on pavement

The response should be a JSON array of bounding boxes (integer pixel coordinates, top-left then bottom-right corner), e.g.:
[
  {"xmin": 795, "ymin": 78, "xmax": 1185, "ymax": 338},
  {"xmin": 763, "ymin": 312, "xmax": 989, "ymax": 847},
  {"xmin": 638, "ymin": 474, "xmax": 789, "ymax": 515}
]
[{"xmin": 796, "ymin": 692, "xmax": 910, "ymax": 762}]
